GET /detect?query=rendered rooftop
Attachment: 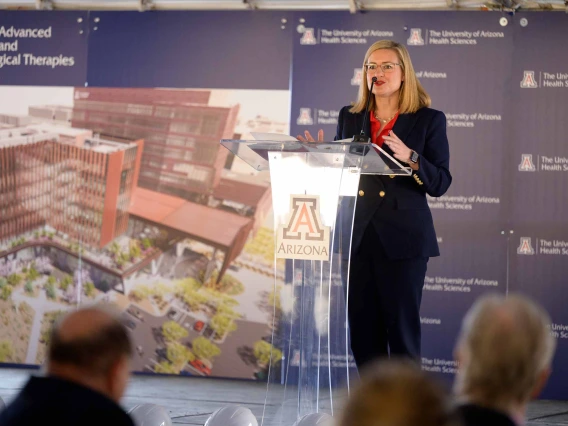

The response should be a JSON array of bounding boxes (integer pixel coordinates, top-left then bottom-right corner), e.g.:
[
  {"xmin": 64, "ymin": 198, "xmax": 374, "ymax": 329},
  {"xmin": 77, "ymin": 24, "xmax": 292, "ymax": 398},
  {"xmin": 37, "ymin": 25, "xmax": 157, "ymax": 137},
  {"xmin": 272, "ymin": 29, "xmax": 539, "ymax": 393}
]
[{"xmin": 0, "ymin": 122, "xmax": 137, "ymax": 152}]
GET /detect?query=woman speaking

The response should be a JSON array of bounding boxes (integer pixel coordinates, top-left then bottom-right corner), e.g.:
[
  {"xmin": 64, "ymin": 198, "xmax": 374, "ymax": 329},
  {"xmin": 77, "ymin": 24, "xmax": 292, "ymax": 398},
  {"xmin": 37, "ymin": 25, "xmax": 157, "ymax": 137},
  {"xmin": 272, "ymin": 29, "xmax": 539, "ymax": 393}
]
[{"xmin": 298, "ymin": 40, "xmax": 452, "ymax": 367}]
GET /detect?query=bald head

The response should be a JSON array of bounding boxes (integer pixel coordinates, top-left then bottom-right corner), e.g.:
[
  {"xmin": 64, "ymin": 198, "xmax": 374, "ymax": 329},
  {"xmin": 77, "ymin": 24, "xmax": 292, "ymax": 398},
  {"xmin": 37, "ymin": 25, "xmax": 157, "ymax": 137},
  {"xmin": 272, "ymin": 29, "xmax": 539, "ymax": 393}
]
[
  {"xmin": 339, "ymin": 359, "xmax": 452, "ymax": 426},
  {"xmin": 454, "ymin": 293, "xmax": 556, "ymax": 408},
  {"xmin": 57, "ymin": 307, "xmax": 120, "ymax": 341},
  {"xmin": 48, "ymin": 305, "xmax": 132, "ymax": 376}
]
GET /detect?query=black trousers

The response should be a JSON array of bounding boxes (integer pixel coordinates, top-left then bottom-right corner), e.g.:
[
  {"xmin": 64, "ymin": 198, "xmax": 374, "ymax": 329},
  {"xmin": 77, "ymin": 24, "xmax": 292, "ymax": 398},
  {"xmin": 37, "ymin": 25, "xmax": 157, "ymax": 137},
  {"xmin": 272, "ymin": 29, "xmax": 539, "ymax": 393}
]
[{"xmin": 345, "ymin": 226, "xmax": 428, "ymax": 369}]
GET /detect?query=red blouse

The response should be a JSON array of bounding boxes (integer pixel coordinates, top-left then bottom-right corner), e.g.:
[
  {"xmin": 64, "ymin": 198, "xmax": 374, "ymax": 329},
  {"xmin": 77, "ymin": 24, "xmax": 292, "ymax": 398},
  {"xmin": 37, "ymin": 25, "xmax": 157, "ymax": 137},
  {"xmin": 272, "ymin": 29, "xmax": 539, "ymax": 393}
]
[{"xmin": 370, "ymin": 111, "xmax": 399, "ymax": 147}]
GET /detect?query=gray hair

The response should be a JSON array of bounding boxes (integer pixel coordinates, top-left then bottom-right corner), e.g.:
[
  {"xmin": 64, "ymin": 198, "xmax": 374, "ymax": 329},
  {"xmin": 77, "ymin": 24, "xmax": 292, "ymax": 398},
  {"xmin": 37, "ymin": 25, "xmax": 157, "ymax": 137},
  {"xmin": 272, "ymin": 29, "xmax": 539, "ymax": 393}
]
[{"xmin": 454, "ymin": 293, "xmax": 556, "ymax": 407}]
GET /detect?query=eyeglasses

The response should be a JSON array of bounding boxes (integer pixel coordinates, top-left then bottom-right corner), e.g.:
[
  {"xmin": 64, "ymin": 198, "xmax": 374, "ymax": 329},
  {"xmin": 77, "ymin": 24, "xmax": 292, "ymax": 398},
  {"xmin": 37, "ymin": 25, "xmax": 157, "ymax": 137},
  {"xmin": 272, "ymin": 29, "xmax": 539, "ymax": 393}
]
[{"xmin": 365, "ymin": 62, "xmax": 401, "ymax": 74}]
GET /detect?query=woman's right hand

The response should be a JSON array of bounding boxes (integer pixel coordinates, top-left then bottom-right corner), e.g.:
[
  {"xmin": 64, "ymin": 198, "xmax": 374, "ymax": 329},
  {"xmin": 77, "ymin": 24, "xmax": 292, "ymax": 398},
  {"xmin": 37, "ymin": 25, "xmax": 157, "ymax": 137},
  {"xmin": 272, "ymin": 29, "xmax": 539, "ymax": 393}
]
[{"xmin": 297, "ymin": 129, "xmax": 324, "ymax": 143}]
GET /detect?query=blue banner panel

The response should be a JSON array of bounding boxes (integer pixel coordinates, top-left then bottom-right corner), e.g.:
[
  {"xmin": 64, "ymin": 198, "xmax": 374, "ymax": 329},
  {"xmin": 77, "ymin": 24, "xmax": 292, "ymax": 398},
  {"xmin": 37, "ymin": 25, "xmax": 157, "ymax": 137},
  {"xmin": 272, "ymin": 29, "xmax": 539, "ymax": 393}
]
[
  {"xmin": 290, "ymin": 11, "xmax": 512, "ymax": 225},
  {"xmin": 86, "ymin": 11, "xmax": 292, "ymax": 90},
  {"xmin": 508, "ymin": 229, "xmax": 568, "ymax": 400},
  {"xmin": 420, "ymin": 228, "xmax": 508, "ymax": 387},
  {"xmin": 508, "ymin": 13, "xmax": 568, "ymax": 228},
  {"xmin": 0, "ymin": 11, "xmax": 88, "ymax": 86}
]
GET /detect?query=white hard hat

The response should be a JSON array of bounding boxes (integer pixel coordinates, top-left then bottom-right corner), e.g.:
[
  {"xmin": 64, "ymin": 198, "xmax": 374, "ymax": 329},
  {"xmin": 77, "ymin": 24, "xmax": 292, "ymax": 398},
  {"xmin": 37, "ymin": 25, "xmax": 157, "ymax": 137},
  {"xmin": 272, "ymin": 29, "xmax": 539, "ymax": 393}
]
[
  {"xmin": 292, "ymin": 412, "xmax": 334, "ymax": 426},
  {"xmin": 128, "ymin": 403, "xmax": 172, "ymax": 426},
  {"xmin": 204, "ymin": 406, "xmax": 258, "ymax": 426}
]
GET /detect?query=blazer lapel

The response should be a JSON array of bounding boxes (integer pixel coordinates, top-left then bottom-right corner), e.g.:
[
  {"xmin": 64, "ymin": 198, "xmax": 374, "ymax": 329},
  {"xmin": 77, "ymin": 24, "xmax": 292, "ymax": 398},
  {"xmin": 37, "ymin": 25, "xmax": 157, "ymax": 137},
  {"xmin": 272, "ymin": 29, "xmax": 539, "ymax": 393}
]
[
  {"xmin": 392, "ymin": 112, "xmax": 419, "ymax": 145},
  {"xmin": 358, "ymin": 110, "xmax": 419, "ymax": 146}
]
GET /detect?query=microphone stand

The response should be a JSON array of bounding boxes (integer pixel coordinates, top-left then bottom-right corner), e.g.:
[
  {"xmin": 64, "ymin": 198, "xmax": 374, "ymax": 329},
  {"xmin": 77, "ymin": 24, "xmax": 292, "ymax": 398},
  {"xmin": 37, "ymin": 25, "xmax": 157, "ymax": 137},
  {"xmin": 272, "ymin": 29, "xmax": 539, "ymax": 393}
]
[{"xmin": 352, "ymin": 76, "xmax": 377, "ymax": 143}]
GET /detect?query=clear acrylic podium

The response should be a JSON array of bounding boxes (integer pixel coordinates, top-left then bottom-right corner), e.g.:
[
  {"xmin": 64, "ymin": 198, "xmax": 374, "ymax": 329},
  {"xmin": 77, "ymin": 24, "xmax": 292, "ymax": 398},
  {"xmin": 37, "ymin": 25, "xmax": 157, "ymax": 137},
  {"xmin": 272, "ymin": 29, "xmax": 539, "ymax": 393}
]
[{"xmin": 220, "ymin": 139, "xmax": 411, "ymax": 426}]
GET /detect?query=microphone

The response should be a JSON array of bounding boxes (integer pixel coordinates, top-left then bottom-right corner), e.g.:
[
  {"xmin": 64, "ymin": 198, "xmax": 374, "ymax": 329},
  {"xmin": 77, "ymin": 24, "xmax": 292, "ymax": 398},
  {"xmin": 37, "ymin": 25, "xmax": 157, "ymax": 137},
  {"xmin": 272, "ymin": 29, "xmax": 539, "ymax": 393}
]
[{"xmin": 352, "ymin": 76, "xmax": 377, "ymax": 143}]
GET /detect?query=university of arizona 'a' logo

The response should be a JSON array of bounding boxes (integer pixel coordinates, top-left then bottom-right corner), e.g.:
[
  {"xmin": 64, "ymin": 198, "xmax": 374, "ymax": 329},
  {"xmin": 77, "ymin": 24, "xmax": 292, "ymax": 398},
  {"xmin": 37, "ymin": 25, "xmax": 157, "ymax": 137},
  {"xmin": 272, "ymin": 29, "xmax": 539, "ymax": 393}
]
[
  {"xmin": 276, "ymin": 195, "xmax": 331, "ymax": 261},
  {"xmin": 300, "ymin": 28, "xmax": 317, "ymax": 45},
  {"xmin": 518, "ymin": 154, "xmax": 536, "ymax": 172},
  {"xmin": 282, "ymin": 196, "xmax": 327, "ymax": 241},
  {"xmin": 351, "ymin": 68, "xmax": 362, "ymax": 86},
  {"xmin": 296, "ymin": 108, "xmax": 313, "ymax": 126},
  {"xmin": 407, "ymin": 29, "xmax": 425, "ymax": 46},
  {"xmin": 517, "ymin": 237, "xmax": 535, "ymax": 255},
  {"xmin": 520, "ymin": 71, "xmax": 538, "ymax": 88},
  {"xmin": 290, "ymin": 350, "xmax": 301, "ymax": 366}
]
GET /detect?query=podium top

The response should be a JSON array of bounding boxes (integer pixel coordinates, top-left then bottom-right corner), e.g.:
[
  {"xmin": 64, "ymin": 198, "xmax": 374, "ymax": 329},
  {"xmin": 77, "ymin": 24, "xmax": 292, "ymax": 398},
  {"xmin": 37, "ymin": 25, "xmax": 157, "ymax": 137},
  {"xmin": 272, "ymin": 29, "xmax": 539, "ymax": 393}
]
[{"xmin": 220, "ymin": 139, "xmax": 412, "ymax": 175}]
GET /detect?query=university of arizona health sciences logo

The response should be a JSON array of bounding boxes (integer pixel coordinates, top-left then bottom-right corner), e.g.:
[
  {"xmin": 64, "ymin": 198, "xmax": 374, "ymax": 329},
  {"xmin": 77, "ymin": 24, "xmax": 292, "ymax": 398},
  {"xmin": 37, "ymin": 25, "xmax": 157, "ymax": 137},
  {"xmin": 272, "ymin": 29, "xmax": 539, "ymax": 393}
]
[
  {"xmin": 296, "ymin": 108, "xmax": 313, "ymax": 125},
  {"xmin": 300, "ymin": 28, "xmax": 317, "ymax": 45},
  {"xmin": 407, "ymin": 29, "xmax": 425, "ymax": 46},
  {"xmin": 520, "ymin": 71, "xmax": 538, "ymax": 88},
  {"xmin": 351, "ymin": 68, "xmax": 362, "ymax": 86},
  {"xmin": 276, "ymin": 195, "xmax": 331, "ymax": 261},
  {"xmin": 517, "ymin": 237, "xmax": 535, "ymax": 255},
  {"xmin": 518, "ymin": 154, "xmax": 536, "ymax": 171}
]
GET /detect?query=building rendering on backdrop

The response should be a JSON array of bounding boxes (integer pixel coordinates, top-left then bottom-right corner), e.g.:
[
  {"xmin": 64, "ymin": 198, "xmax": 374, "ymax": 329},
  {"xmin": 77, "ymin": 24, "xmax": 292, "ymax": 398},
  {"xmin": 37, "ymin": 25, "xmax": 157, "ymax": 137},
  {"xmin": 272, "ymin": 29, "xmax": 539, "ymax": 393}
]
[
  {"xmin": 71, "ymin": 87, "xmax": 238, "ymax": 203},
  {"xmin": 0, "ymin": 119, "xmax": 143, "ymax": 249}
]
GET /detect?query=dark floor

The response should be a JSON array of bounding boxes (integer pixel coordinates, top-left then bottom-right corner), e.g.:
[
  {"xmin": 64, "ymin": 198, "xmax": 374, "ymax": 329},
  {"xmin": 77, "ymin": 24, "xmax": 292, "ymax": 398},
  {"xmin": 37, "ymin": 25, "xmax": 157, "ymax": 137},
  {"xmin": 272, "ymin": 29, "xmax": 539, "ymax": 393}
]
[{"xmin": 0, "ymin": 368, "xmax": 567, "ymax": 425}]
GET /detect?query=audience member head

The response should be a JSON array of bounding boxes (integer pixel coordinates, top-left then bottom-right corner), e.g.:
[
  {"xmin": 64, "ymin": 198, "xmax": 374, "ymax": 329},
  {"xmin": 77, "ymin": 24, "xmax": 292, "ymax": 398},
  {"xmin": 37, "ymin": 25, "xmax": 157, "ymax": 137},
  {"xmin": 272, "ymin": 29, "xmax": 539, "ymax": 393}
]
[
  {"xmin": 454, "ymin": 293, "xmax": 556, "ymax": 412},
  {"xmin": 338, "ymin": 359, "xmax": 453, "ymax": 426},
  {"xmin": 47, "ymin": 304, "xmax": 133, "ymax": 403}
]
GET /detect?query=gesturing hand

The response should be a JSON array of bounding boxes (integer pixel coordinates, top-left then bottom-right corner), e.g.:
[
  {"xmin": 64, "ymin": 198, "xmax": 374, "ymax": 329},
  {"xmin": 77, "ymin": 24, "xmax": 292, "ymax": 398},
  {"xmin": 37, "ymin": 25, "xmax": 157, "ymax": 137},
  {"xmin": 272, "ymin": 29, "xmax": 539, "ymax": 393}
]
[
  {"xmin": 297, "ymin": 129, "xmax": 324, "ymax": 143},
  {"xmin": 382, "ymin": 131, "xmax": 412, "ymax": 163}
]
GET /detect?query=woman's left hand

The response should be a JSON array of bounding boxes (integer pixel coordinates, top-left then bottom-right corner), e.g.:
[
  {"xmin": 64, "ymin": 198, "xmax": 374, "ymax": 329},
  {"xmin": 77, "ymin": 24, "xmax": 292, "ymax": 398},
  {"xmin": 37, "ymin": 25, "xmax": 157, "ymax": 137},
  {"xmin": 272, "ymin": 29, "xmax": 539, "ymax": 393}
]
[{"xmin": 383, "ymin": 131, "xmax": 412, "ymax": 163}]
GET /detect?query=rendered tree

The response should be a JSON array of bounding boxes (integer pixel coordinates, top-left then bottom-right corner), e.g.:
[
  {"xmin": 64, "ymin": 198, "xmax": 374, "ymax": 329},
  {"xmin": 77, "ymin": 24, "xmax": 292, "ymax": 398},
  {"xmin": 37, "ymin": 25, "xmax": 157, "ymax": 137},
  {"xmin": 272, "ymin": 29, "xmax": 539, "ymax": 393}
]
[
  {"xmin": 110, "ymin": 242, "xmax": 121, "ymax": 256},
  {"xmin": 59, "ymin": 275, "xmax": 72, "ymax": 291},
  {"xmin": 162, "ymin": 320, "xmax": 188, "ymax": 342},
  {"xmin": 1, "ymin": 285, "xmax": 13, "ymax": 301},
  {"xmin": 40, "ymin": 311, "xmax": 66, "ymax": 345},
  {"xmin": 129, "ymin": 240, "xmax": 141, "ymax": 259},
  {"xmin": 268, "ymin": 288, "xmax": 282, "ymax": 311},
  {"xmin": 24, "ymin": 281, "xmax": 34, "ymax": 295},
  {"xmin": 219, "ymin": 274, "xmax": 245, "ymax": 295},
  {"xmin": 26, "ymin": 266, "xmax": 40, "ymax": 281},
  {"xmin": 210, "ymin": 313, "xmax": 238, "ymax": 340},
  {"xmin": 141, "ymin": 238, "xmax": 152, "ymax": 249},
  {"xmin": 45, "ymin": 282, "xmax": 56, "ymax": 300},
  {"xmin": 83, "ymin": 282, "xmax": 96, "ymax": 297},
  {"xmin": 253, "ymin": 340, "xmax": 283, "ymax": 367},
  {"xmin": 129, "ymin": 284, "xmax": 152, "ymax": 302},
  {"xmin": 175, "ymin": 277, "xmax": 202, "ymax": 293},
  {"xmin": 151, "ymin": 282, "xmax": 169, "ymax": 299},
  {"xmin": 154, "ymin": 361, "xmax": 179, "ymax": 374},
  {"xmin": 192, "ymin": 336, "xmax": 221, "ymax": 361},
  {"xmin": 166, "ymin": 341, "xmax": 195, "ymax": 368},
  {"xmin": 7, "ymin": 274, "xmax": 22, "ymax": 287},
  {"xmin": 175, "ymin": 279, "xmax": 209, "ymax": 312},
  {"xmin": 216, "ymin": 302, "xmax": 241, "ymax": 319},
  {"xmin": 0, "ymin": 341, "xmax": 13, "ymax": 362}
]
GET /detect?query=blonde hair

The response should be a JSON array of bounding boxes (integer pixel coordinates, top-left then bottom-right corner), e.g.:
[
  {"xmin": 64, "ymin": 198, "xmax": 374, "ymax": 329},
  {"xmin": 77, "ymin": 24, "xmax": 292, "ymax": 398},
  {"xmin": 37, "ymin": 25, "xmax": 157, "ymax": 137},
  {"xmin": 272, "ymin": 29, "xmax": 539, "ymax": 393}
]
[
  {"xmin": 350, "ymin": 40, "xmax": 431, "ymax": 114},
  {"xmin": 338, "ymin": 359, "xmax": 453, "ymax": 426},
  {"xmin": 454, "ymin": 293, "xmax": 556, "ymax": 408}
]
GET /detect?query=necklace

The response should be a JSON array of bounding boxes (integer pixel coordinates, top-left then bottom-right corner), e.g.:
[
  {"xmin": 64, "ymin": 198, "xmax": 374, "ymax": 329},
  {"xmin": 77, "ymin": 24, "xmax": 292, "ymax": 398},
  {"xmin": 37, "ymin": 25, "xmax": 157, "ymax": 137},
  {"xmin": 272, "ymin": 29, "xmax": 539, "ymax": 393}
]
[{"xmin": 374, "ymin": 110, "xmax": 398, "ymax": 124}]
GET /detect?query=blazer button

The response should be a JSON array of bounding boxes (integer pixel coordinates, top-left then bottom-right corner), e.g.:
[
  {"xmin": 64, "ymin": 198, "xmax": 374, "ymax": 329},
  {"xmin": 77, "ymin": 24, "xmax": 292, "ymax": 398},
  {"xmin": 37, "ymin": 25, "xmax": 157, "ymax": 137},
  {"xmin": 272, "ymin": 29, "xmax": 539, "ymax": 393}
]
[
  {"xmin": 389, "ymin": 174, "xmax": 395, "ymax": 179},
  {"xmin": 359, "ymin": 190, "xmax": 364, "ymax": 197},
  {"xmin": 379, "ymin": 191, "xmax": 385, "ymax": 197}
]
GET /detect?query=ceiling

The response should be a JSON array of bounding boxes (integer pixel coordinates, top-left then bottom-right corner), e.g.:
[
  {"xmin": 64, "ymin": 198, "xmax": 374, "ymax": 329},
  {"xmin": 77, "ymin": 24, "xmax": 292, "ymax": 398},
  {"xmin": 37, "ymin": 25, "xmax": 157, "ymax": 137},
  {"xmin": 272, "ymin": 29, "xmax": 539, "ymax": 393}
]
[{"xmin": 0, "ymin": 0, "xmax": 565, "ymax": 11}]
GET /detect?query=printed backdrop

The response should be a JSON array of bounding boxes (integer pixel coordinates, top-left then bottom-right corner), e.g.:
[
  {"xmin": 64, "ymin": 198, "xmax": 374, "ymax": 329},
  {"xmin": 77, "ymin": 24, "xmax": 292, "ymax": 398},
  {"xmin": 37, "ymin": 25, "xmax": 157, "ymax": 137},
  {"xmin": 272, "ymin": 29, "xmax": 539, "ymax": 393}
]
[
  {"xmin": 0, "ymin": 10, "xmax": 566, "ymax": 399},
  {"xmin": 289, "ymin": 11, "xmax": 568, "ymax": 399}
]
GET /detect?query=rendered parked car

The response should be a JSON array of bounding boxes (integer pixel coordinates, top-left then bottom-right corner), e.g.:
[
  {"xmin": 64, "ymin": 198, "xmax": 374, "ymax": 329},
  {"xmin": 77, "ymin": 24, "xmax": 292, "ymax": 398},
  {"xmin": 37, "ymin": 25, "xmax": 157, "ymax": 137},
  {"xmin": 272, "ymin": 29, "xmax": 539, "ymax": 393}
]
[
  {"xmin": 190, "ymin": 358, "xmax": 212, "ymax": 376},
  {"xmin": 193, "ymin": 320, "xmax": 205, "ymax": 332}
]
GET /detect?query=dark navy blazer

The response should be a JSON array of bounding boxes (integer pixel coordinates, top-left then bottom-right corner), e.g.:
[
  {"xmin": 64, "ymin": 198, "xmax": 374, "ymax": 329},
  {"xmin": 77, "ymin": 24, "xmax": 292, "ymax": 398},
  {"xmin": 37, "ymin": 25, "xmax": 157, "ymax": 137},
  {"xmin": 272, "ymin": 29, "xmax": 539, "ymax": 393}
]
[{"xmin": 335, "ymin": 105, "xmax": 452, "ymax": 260}]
